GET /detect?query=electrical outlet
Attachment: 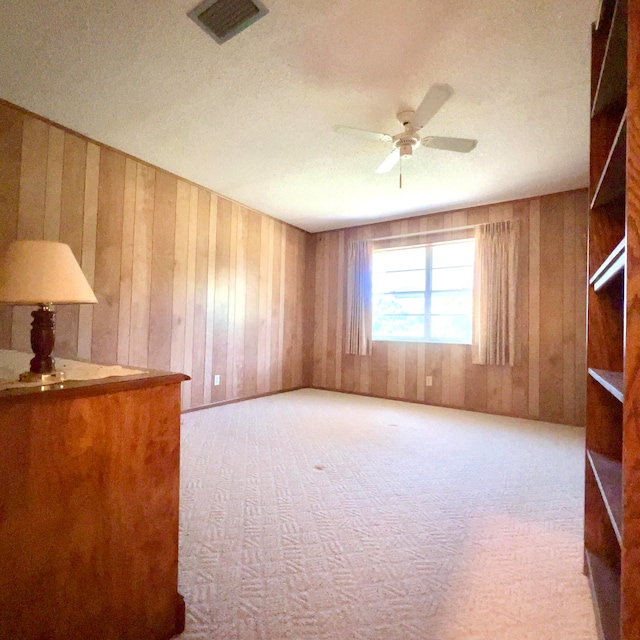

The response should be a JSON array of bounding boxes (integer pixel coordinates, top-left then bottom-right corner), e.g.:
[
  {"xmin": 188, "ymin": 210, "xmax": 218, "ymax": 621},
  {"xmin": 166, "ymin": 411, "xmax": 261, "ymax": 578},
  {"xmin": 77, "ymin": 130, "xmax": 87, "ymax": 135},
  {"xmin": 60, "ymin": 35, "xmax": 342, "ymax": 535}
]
[
  {"xmin": 214, "ymin": 374, "xmax": 220, "ymax": 386},
  {"xmin": 426, "ymin": 376, "xmax": 433, "ymax": 386}
]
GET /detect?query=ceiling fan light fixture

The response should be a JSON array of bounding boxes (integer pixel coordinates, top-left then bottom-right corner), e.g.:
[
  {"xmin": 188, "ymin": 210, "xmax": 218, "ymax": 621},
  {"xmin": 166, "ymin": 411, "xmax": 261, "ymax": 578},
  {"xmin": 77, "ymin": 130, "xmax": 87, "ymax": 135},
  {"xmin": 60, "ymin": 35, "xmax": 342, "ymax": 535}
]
[
  {"xmin": 399, "ymin": 143, "xmax": 414, "ymax": 159},
  {"xmin": 334, "ymin": 83, "xmax": 478, "ymax": 177}
]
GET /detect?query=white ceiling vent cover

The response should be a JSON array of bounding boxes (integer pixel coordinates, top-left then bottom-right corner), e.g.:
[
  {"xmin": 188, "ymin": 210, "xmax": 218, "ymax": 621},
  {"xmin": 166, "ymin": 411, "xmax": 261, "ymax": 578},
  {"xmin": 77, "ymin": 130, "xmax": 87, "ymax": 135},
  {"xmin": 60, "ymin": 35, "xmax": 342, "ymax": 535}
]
[{"xmin": 188, "ymin": 0, "xmax": 269, "ymax": 44}]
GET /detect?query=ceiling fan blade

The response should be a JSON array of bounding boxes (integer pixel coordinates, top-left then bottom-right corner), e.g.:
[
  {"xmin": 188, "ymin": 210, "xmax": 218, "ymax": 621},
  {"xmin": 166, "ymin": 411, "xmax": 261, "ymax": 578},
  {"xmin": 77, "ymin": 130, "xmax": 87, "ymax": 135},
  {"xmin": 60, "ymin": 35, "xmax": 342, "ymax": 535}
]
[
  {"xmin": 411, "ymin": 84, "xmax": 454, "ymax": 129},
  {"xmin": 421, "ymin": 136, "xmax": 478, "ymax": 153},
  {"xmin": 332, "ymin": 125, "xmax": 392, "ymax": 142},
  {"xmin": 375, "ymin": 148, "xmax": 400, "ymax": 174}
]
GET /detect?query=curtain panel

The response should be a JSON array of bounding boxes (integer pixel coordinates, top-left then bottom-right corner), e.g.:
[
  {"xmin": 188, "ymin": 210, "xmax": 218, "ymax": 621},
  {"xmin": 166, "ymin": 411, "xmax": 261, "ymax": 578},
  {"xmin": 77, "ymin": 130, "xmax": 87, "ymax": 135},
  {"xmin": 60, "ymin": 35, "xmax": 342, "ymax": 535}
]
[
  {"xmin": 472, "ymin": 220, "xmax": 519, "ymax": 366},
  {"xmin": 345, "ymin": 240, "xmax": 373, "ymax": 356}
]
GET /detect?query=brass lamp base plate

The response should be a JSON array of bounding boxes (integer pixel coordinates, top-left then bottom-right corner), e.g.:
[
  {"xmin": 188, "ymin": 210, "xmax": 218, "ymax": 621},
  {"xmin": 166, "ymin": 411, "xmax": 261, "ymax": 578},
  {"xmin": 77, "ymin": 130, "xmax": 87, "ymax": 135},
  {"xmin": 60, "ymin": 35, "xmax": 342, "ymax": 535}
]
[{"xmin": 19, "ymin": 370, "xmax": 66, "ymax": 384}]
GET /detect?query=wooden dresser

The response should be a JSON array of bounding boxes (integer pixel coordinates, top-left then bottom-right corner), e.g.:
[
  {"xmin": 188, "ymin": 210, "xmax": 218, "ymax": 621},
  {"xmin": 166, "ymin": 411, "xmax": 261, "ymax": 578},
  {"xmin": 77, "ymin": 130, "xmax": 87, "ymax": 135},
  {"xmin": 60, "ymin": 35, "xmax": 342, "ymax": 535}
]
[{"xmin": 0, "ymin": 361, "xmax": 188, "ymax": 639}]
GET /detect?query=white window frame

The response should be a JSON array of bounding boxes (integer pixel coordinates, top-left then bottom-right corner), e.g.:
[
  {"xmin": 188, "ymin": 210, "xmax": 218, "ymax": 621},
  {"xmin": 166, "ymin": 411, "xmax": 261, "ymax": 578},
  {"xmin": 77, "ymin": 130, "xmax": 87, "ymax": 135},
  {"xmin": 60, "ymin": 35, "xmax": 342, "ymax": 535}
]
[{"xmin": 372, "ymin": 239, "xmax": 474, "ymax": 345}]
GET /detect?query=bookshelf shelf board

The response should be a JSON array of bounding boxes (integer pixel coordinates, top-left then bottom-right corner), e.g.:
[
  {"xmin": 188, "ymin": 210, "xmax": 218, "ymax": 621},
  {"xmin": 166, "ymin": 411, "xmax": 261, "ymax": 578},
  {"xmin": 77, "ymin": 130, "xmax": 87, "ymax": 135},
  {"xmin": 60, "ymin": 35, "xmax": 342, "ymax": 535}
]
[
  {"xmin": 591, "ymin": 238, "xmax": 626, "ymax": 290},
  {"xmin": 592, "ymin": 0, "xmax": 628, "ymax": 116},
  {"xmin": 588, "ymin": 368, "xmax": 624, "ymax": 402},
  {"xmin": 588, "ymin": 449, "xmax": 623, "ymax": 545},
  {"xmin": 585, "ymin": 549, "xmax": 621, "ymax": 640},
  {"xmin": 591, "ymin": 113, "xmax": 627, "ymax": 209}
]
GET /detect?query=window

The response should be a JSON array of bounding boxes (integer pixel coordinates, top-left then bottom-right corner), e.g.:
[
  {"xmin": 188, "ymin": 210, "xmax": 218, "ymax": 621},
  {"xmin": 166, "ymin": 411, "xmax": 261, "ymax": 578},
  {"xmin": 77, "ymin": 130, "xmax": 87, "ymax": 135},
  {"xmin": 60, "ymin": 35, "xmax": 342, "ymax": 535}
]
[{"xmin": 371, "ymin": 239, "xmax": 475, "ymax": 344}]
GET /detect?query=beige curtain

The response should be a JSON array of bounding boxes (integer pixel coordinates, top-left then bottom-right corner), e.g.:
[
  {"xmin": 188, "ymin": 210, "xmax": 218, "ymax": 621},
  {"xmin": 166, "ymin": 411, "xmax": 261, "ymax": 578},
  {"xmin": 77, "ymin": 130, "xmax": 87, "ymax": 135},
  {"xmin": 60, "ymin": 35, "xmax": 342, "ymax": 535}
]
[
  {"xmin": 345, "ymin": 240, "xmax": 373, "ymax": 356},
  {"xmin": 472, "ymin": 220, "xmax": 519, "ymax": 366}
]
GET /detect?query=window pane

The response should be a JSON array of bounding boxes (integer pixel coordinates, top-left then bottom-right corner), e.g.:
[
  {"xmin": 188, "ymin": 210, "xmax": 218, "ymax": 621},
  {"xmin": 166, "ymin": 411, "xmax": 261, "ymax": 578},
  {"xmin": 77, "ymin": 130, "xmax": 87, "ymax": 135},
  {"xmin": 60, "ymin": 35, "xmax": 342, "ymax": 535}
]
[
  {"xmin": 371, "ymin": 241, "xmax": 474, "ymax": 345},
  {"xmin": 430, "ymin": 315, "xmax": 472, "ymax": 342},
  {"xmin": 373, "ymin": 314, "xmax": 424, "ymax": 338},
  {"xmin": 432, "ymin": 241, "xmax": 475, "ymax": 268},
  {"xmin": 373, "ymin": 247, "xmax": 425, "ymax": 272},
  {"xmin": 373, "ymin": 269, "xmax": 426, "ymax": 293},
  {"xmin": 431, "ymin": 266, "xmax": 473, "ymax": 291},
  {"xmin": 373, "ymin": 293, "xmax": 424, "ymax": 315},
  {"xmin": 430, "ymin": 290, "xmax": 472, "ymax": 315}
]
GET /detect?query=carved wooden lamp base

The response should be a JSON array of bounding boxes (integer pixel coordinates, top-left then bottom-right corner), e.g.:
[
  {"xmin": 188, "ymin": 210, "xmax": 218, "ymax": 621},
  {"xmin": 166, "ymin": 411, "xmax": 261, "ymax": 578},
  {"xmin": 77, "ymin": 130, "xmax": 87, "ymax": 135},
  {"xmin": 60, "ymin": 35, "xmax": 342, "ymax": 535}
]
[{"xmin": 18, "ymin": 304, "xmax": 65, "ymax": 384}]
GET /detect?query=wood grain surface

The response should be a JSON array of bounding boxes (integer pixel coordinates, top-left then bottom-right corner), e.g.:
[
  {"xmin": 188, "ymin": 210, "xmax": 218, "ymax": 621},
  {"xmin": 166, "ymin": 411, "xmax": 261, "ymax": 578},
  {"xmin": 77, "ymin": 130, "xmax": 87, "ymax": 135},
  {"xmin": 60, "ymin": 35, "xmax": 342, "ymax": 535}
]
[
  {"xmin": 621, "ymin": 0, "xmax": 640, "ymax": 635},
  {"xmin": 0, "ymin": 375, "xmax": 186, "ymax": 640},
  {"xmin": 309, "ymin": 190, "xmax": 589, "ymax": 426},
  {"xmin": 0, "ymin": 98, "xmax": 588, "ymax": 422},
  {"xmin": 0, "ymin": 100, "xmax": 308, "ymax": 411}
]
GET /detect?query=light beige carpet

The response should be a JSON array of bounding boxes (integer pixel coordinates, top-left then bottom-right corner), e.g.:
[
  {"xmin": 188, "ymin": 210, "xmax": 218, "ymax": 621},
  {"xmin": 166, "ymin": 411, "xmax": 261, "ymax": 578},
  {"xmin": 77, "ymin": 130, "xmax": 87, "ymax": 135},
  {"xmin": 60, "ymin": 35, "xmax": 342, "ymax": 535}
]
[{"xmin": 178, "ymin": 389, "xmax": 597, "ymax": 640}]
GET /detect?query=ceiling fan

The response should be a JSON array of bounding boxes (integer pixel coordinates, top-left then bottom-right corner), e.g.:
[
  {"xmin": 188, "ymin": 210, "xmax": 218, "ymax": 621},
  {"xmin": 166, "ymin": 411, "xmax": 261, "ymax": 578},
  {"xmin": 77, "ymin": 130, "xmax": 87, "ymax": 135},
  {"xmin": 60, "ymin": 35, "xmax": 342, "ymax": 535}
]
[{"xmin": 333, "ymin": 84, "xmax": 477, "ymax": 176}]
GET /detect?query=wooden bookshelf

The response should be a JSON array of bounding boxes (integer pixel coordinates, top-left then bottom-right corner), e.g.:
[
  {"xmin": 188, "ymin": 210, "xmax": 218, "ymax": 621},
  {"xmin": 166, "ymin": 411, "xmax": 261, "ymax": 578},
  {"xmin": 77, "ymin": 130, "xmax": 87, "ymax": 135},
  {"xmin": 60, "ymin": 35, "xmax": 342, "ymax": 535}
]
[{"xmin": 584, "ymin": 0, "xmax": 640, "ymax": 637}]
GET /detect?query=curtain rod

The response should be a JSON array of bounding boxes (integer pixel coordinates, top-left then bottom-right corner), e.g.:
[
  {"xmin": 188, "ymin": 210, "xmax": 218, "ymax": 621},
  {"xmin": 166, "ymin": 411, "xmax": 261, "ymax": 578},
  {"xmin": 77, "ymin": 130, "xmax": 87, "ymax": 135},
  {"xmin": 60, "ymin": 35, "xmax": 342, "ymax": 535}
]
[{"xmin": 371, "ymin": 222, "xmax": 482, "ymax": 243}]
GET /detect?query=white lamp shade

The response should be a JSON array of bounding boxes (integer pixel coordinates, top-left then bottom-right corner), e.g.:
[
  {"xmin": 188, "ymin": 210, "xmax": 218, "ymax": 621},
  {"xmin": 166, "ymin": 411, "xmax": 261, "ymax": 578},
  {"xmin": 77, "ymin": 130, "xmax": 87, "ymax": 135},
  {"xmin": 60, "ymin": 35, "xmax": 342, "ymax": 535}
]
[{"xmin": 0, "ymin": 240, "xmax": 98, "ymax": 305}]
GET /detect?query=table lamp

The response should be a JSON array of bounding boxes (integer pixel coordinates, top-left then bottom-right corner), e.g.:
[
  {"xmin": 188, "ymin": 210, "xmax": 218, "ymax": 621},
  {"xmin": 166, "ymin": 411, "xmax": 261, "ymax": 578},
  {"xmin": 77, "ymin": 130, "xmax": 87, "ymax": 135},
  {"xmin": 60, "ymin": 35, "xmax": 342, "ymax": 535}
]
[{"xmin": 0, "ymin": 240, "xmax": 98, "ymax": 383}]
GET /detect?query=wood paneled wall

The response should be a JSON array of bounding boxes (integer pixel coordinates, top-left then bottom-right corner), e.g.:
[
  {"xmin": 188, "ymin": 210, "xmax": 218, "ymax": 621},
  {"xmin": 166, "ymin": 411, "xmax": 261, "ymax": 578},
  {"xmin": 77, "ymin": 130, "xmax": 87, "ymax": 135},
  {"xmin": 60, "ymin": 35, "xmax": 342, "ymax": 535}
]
[
  {"xmin": 308, "ymin": 191, "xmax": 589, "ymax": 425},
  {"xmin": 0, "ymin": 99, "xmax": 589, "ymax": 423},
  {"xmin": 0, "ymin": 101, "xmax": 307, "ymax": 411}
]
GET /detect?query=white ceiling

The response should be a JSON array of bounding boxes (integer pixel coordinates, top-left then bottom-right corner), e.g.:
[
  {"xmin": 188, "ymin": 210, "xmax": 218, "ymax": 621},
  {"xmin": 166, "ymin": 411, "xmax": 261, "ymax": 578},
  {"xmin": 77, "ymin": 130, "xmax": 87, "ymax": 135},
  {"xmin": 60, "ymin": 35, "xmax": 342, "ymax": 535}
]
[{"xmin": 0, "ymin": 0, "xmax": 599, "ymax": 232}]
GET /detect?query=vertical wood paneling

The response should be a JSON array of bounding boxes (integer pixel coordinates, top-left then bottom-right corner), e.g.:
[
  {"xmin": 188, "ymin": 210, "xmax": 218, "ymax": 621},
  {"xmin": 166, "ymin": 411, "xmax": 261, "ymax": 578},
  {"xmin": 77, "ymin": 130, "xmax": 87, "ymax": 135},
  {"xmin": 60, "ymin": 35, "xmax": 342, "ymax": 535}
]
[
  {"xmin": 17, "ymin": 117, "xmax": 48, "ymax": 240},
  {"xmin": 0, "ymin": 100, "xmax": 586, "ymax": 419},
  {"xmin": 169, "ymin": 180, "xmax": 190, "ymax": 376},
  {"xmin": 43, "ymin": 127, "xmax": 64, "ymax": 242},
  {"xmin": 257, "ymin": 215, "xmax": 270, "ymax": 393},
  {"xmin": 92, "ymin": 148, "xmax": 125, "ymax": 364},
  {"xmin": 55, "ymin": 133, "xmax": 87, "ymax": 359},
  {"xmin": 302, "ymin": 234, "xmax": 317, "ymax": 387},
  {"xmin": 148, "ymin": 171, "xmax": 177, "ymax": 372},
  {"xmin": 181, "ymin": 186, "xmax": 199, "ymax": 405},
  {"xmin": 226, "ymin": 203, "xmax": 239, "ymax": 398},
  {"xmin": 563, "ymin": 195, "xmax": 578, "ymax": 424},
  {"xmin": 264, "ymin": 218, "xmax": 275, "ymax": 390},
  {"xmin": 212, "ymin": 198, "xmax": 231, "ymax": 403},
  {"xmin": 335, "ymin": 231, "xmax": 345, "ymax": 390},
  {"xmin": 511, "ymin": 199, "xmax": 530, "ymax": 418},
  {"xmin": 190, "ymin": 188, "xmax": 210, "ymax": 407},
  {"xmin": 203, "ymin": 196, "xmax": 218, "ymax": 403},
  {"xmin": 0, "ymin": 103, "xmax": 23, "ymax": 348},
  {"xmin": 129, "ymin": 163, "xmax": 156, "ymax": 368},
  {"xmin": 116, "ymin": 158, "xmax": 137, "ymax": 364},
  {"xmin": 574, "ymin": 191, "xmax": 589, "ymax": 426},
  {"xmin": 233, "ymin": 206, "xmax": 247, "ymax": 397},
  {"xmin": 0, "ymin": 100, "xmax": 308, "ymax": 411},
  {"xmin": 277, "ymin": 225, "xmax": 287, "ymax": 390},
  {"xmin": 244, "ymin": 209, "xmax": 261, "ymax": 397},
  {"xmin": 309, "ymin": 190, "xmax": 589, "ymax": 425},
  {"xmin": 77, "ymin": 142, "xmax": 100, "ymax": 360},
  {"xmin": 528, "ymin": 198, "xmax": 541, "ymax": 419},
  {"xmin": 269, "ymin": 222, "xmax": 282, "ymax": 391},
  {"xmin": 539, "ymin": 194, "xmax": 566, "ymax": 423}
]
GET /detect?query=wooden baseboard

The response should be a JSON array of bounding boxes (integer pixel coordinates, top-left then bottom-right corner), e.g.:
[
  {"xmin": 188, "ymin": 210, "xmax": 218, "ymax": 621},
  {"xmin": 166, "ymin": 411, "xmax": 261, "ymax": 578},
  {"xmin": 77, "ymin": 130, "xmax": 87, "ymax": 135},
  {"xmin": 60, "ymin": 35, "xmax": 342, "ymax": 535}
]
[{"xmin": 183, "ymin": 385, "xmax": 584, "ymax": 427}]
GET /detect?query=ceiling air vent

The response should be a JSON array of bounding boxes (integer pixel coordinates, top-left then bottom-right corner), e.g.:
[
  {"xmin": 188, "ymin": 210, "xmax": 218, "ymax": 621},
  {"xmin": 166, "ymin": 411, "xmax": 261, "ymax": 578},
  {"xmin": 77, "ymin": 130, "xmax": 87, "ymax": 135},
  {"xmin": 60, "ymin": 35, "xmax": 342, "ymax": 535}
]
[{"xmin": 188, "ymin": 0, "xmax": 269, "ymax": 44}]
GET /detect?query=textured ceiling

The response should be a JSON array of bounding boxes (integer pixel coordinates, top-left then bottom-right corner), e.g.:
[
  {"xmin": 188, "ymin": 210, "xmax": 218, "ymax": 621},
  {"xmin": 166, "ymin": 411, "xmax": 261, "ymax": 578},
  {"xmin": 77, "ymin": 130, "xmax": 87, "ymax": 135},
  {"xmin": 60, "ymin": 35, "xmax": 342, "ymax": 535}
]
[{"xmin": 0, "ymin": 0, "xmax": 599, "ymax": 232}]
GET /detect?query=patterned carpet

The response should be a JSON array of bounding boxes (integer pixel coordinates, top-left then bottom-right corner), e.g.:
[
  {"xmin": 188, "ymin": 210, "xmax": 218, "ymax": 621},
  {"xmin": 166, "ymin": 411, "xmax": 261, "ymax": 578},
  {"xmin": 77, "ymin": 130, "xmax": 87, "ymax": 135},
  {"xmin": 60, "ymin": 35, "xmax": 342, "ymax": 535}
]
[{"xmin": 177, "ymin": 389, "xmax": 597, "ymax": 640}]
